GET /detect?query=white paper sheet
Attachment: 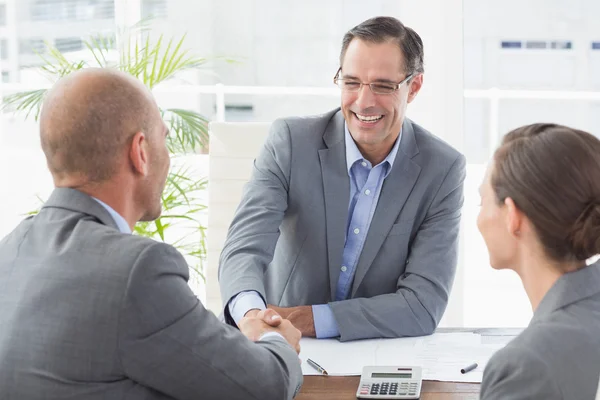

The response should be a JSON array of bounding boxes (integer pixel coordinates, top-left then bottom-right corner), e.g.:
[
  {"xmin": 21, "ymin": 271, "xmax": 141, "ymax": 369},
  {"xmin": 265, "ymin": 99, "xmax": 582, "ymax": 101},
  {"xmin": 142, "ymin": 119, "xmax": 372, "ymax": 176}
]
[{"xmin": 299, "ymin": 332, "xmax": 512, "ymax": 383}]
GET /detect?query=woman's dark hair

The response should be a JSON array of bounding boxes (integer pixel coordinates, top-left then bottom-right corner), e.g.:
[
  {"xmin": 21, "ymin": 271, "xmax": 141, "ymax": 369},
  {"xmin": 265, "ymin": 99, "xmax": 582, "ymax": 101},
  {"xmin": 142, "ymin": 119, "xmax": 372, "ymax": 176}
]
[{"xmin": 492, "ymin": 123, "xmax": 600, "ymax": 263}]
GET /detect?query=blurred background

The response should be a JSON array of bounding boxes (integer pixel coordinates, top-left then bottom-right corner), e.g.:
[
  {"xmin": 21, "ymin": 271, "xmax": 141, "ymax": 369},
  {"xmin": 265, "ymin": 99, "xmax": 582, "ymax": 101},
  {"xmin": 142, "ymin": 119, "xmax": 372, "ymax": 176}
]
[{"xmin": 2, "ymin": 0, "xmax": 599, "ymax": 328}]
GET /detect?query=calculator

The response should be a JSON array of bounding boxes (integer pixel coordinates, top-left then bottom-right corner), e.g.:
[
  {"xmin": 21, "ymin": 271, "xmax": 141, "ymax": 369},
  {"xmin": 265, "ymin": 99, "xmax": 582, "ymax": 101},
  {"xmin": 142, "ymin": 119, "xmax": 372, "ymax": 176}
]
[{"xmin": 356, "ymin": 366, "xmax": 422, "ymax": 399}]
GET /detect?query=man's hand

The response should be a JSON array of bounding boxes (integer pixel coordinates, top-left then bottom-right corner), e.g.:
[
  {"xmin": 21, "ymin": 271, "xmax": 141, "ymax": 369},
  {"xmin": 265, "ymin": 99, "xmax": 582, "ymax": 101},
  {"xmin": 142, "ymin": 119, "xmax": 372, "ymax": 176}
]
[
  {"xmin": 239, "ymin": 310, "xmax": 301, "ymax": 354},
  {"xmin": 268, "ymin": 305, "xmax": 316, "ymax": 337},
  {"xmin": 244, "ymin": 308, "xmax": 282, "ymax": 327}
]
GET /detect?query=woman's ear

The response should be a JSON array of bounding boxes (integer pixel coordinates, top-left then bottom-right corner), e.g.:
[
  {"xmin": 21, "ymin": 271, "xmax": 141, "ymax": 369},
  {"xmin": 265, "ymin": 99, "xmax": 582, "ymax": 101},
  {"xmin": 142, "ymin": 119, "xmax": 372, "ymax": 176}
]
[{"xmin": 505, "ymin": 197, "xmax": 523, "ymax": 237}]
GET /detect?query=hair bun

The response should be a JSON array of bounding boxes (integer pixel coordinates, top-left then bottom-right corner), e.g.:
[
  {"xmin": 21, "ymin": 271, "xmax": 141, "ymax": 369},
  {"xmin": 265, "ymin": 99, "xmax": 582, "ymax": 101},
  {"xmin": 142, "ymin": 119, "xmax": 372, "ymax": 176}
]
[{"xmin": 567, "ymin": 202, "xmax": 600, "ymax": 260}]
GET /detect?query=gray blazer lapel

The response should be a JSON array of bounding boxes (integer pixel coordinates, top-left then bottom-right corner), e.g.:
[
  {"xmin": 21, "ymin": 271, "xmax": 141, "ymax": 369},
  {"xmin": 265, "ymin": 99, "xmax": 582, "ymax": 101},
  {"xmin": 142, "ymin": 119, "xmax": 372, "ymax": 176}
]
[
  {"xmin": 351, "ymin": 119, "xmax": 421, "ymax": 296},
  {"xmin": 533, "ymin": 261, "xmax": 600, "ymax": 323},
  {"xmin": 318, "ymin": 111, "xmax": 350, "ymax": 301},
  {"xmin": 42, "ymin": 187, "xmax": 121, "ymax": 232}
]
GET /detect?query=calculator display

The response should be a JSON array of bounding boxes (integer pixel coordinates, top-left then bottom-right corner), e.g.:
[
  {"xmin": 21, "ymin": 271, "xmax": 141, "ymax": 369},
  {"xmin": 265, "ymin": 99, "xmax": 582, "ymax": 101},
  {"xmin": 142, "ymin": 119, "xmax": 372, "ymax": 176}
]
[{"xmin": 371, "ymin": 372, "xmax": 412, "ymax": 379}]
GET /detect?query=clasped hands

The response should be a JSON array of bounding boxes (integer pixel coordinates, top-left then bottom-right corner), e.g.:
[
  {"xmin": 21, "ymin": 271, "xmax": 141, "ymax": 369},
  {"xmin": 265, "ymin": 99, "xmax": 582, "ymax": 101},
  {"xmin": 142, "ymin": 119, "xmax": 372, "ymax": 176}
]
[{"xmin": 239, "ymin": 305, "xmax": 316, "ymax": 353}]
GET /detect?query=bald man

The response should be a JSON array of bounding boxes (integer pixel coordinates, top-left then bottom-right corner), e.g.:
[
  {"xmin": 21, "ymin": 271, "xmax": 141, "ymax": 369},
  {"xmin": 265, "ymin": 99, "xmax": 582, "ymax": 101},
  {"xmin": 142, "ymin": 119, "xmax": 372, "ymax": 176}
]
[{"xmin": 0, "ymin": 69, "xmax": 303, "ymax": 400}]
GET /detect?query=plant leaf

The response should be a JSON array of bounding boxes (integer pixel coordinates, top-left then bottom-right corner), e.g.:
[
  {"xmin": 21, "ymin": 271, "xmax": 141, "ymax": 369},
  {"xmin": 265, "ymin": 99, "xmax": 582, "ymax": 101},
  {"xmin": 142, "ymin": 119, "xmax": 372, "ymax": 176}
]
[{"xmin": 2, "ymin": 89, "xmax": 48, "ymax": 120}]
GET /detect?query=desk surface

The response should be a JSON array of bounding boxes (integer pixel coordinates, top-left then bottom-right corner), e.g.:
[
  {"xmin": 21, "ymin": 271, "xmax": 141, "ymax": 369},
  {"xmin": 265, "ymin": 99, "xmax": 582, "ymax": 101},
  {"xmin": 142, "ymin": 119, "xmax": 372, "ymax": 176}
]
[
  {"xmin": 299, "ymin": 376, "xmax": 480, "ymax": 400},
  {"xmin": 297, "ymin": 328, "xmax": 521, "ymax": 400}
]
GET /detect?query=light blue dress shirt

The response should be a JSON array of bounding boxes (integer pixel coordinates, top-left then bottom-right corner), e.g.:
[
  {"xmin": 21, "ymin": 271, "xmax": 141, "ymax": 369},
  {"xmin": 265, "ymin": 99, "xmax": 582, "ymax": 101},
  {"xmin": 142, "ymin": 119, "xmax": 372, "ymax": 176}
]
[
  {"xmin": 92, "ymin": 197, "xmax": 131, "ymax": 234},
  {"xmin": 229, "ymin": 124, "xmax": 401, "ymax": 338}
]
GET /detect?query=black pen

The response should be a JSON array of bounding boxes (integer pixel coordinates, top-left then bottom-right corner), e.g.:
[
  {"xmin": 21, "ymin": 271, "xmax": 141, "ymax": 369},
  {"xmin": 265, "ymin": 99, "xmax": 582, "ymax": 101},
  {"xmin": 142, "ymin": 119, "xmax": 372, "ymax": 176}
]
[
  {"xmin": 307, "ymin": 358, "xmax": 329, "ymax": 375},
  {"xmin": 460, "ymin": 362, "xmax": 478, "ymax": 374}
]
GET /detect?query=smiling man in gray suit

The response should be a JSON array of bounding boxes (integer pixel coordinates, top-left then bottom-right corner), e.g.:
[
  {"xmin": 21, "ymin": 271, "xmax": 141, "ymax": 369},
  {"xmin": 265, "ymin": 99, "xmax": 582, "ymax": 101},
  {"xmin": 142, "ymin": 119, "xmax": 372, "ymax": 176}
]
[
  {"xmin": 0, "ymin": 69, "xmax": 302, "ymax": 399},
  {"xmin": 219, "ymin": 17, "xmax": 466, "ymax": 342}
]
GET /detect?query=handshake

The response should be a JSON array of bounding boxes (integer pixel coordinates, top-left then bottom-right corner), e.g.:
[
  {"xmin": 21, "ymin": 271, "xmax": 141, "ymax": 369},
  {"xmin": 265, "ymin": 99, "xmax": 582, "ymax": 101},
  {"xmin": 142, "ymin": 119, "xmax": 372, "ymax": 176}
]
[{"xmin": 238, "ymin": 309, "xmax": 302, "ymax": 354}]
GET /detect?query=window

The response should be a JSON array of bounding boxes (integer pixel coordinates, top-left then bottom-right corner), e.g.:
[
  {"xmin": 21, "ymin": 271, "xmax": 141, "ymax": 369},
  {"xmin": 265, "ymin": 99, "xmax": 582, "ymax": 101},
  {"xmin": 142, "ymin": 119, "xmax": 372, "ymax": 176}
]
[
  {"xmin": 224, "ymin": 105, "xmax": 254, "ymax": 122},
  {"xmin": 19, "ymin": 38, "xmax": 45, "ymax": 55},
  {"xmin": 2, "ymin": 71, "xmax": 9, "ymax": 82},
  {"xmin": 31, "ymin": 0, "xmax": 114, "ymax": 22},
  {"xmin": 142, "ymin": 0, "xmax": 167, "ymax": 19},
  {"xmin": 55, "ymin": 37, "xmax": 83, "ymax": 53},
  {"xmin": 0, "ymin": 39, "xmax": 7, "ymax": 60},
  {"xmin": 0, "ymin": 3, "xmax": 6, "ymax": 26}
]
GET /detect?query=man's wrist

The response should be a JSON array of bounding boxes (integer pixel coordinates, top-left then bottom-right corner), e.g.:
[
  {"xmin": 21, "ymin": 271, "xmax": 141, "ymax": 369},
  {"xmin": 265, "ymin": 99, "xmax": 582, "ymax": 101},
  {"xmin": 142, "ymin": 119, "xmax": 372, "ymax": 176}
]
[
  {"xmin": 228, "ymin": 291, "xmax": 267, "ymax": 326},
  {"xmin": 244, "ymin": 308, "xmax": 261, "ymax": 318}
]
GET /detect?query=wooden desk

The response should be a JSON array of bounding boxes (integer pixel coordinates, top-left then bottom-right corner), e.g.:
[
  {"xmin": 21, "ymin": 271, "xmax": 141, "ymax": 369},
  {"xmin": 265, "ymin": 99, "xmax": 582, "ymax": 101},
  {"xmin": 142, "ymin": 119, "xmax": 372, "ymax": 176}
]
[
  {"xmin": 298, "ymin": 376, "xmax": 480, "ymax": 399},
  {"xmin": 297, "ymin": 328, "xmax": 521, "ymax": 399}
]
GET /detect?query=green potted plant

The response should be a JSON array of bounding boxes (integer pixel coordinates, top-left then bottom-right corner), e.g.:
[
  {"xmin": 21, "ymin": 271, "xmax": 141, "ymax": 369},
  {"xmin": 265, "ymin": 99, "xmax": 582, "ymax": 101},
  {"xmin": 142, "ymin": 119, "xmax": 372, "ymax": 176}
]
[{"xmin": 3, "ymin": 24, "xmax": 209, "ymax": 283}]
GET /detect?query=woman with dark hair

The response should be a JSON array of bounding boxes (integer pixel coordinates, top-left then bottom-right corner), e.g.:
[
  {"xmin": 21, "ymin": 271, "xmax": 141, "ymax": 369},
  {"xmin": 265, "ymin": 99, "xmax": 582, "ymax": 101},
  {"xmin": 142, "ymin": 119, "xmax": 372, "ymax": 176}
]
[{"xmin": 478, "ymin": 123, "xmax": 600, "ymax": 400}]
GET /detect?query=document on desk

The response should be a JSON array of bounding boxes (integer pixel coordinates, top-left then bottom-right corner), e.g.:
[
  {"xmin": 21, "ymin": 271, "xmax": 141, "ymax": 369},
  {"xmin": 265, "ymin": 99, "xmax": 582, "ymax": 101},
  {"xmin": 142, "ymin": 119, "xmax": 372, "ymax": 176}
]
[{"xmin": 300, "ymin": 332, "xmax": 512, "ymax": 383}]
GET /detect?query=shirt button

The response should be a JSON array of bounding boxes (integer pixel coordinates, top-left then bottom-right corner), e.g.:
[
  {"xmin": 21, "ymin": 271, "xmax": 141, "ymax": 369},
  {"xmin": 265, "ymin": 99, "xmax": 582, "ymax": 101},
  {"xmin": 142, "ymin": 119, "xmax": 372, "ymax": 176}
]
[
  {"xmin": 341, "ymin": 266, "xmax": 347, "ymax": 272},
  {"xmin": 361, "ymin": 161, "xmax": 367, "ymax": 167},
  {"xmin": 353, "ymin": 228, "xmax": 360, "ymax": 234},
  {"xmin": 364, "ymin": 189, "xmax": 371, "ymax": 195}
]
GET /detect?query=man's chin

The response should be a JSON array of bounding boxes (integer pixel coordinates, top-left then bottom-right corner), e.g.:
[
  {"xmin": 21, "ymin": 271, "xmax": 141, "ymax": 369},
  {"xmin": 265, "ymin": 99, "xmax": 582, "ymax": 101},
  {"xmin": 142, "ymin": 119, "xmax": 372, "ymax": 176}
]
[{"xmin": 349, "ymin": 129, "xmax": 386, "ymax": 146}]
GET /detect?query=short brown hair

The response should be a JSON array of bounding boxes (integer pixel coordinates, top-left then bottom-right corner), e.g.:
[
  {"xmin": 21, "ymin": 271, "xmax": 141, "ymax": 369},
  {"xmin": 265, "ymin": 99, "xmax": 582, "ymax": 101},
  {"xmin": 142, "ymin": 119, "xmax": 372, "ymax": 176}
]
[
  {"xmin": 492, "ymin": 123, "xmax": 600, "ymax": 263},
  {"xmin": 339, "ymin": 16, "xmax": 424, "ymax": 75}
]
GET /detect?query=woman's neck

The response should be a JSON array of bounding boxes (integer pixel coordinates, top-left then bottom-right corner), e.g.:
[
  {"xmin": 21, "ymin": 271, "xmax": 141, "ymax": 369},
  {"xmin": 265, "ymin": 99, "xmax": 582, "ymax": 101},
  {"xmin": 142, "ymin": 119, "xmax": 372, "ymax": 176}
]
[{"xmin": 516, "ymin": 252, "xmax": 567, "ymax": 311}]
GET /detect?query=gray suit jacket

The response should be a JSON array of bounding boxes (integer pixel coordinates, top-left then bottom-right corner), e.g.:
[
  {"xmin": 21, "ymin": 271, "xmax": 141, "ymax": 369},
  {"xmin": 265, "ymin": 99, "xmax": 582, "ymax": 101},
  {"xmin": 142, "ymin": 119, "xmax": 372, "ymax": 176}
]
[
  {"xmin": 480, "ymin": 262, "xmax": 600, "ymax": 400},
  {"xmin": 219, "ymin": 108, "xmax": 466, "ymax": 341},
  {"xmin": 0, "ymin": 188, "xmax": 302, "ymax": 400}
]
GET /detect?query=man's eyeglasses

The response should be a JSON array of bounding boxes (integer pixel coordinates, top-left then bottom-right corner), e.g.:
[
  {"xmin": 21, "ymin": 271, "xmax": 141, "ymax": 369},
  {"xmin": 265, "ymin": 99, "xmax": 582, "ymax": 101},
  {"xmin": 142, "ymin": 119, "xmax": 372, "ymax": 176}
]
[{"xmin": 333, "ymin": 68, "xmax": 414, "ymax": 95}]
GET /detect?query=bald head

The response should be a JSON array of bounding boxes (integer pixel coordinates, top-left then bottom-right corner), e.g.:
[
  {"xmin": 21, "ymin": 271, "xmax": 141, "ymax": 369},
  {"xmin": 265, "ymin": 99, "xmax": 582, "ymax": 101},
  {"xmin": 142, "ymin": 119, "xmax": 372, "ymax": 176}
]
[{"xmin": 40, "ymin": 68, "xmax": 159, "ymax": 183}]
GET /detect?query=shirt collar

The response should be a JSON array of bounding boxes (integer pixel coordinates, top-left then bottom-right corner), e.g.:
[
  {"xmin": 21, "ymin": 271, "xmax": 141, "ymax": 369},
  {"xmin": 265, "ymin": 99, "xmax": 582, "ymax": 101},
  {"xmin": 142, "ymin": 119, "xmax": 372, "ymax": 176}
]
[
  {"xmin": 91, "ymin": 197, "xmax": 132, "ymax": 234},
  {"xmin": 344, "ymin": 122, "xmax": 402, "ymax": 176}
]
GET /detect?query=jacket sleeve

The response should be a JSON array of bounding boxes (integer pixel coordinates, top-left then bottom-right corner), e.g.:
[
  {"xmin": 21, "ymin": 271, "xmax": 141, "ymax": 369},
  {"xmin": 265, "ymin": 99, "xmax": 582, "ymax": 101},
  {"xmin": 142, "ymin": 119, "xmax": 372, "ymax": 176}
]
[
  {"xmin": 118, "ymin": 242, "xmax": 303, "ymax": 400},
  {"xmin": 218, "ymin": 118, "xmax": 292, "ymax": 325}
]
